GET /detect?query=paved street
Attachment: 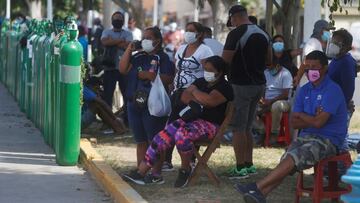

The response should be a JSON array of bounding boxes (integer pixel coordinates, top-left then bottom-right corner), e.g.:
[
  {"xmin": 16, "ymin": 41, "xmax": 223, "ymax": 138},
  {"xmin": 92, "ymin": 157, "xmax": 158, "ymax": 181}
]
[{"xmin": 0, "ymin": 83, "xmax": 109, "ymax": 203}]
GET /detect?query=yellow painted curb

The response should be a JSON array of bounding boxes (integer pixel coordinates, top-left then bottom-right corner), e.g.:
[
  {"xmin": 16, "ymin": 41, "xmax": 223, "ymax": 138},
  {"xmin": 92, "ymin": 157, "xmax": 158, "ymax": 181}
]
[{"xmin": 80, "ymin": 138, "xmax": 148, "ymax": 203}]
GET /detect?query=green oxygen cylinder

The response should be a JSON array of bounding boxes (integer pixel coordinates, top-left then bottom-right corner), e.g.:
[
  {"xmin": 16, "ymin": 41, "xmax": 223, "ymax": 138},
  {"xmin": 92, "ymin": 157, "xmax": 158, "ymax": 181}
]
[
  {"xmin": 54, "ymin": 31, "xmax": 67, "ymax": 156},
  {"xmin": 44, "ymin": 21, "xmax": 53, "ymax": 145},
  {"xmin": 0, "ymin": 20, "xmax": 10, "ymax": 82},
  {"xmin": 56, "ymin": 20, "xmax": 83, "ymax": 166}
]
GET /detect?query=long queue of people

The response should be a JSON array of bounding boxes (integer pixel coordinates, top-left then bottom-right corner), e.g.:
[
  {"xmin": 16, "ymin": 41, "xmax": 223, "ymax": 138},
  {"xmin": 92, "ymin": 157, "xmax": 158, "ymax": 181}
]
[{"xmin": 81, "ymin": 4, "xmax": 358, "ymax": 203}]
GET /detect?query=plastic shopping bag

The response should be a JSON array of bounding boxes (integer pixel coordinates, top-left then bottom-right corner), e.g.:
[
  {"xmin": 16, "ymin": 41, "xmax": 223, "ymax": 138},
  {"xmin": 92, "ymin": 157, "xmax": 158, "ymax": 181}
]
[{"xmin": 148, "ymin": 74, "xmax": 171, "ymax": 117}]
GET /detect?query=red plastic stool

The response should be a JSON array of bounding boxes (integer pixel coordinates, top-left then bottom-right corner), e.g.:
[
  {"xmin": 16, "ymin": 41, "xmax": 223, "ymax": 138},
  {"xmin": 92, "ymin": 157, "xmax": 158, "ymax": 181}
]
[
  {"xmin": 295, "ymin": 152, "xmax": 352, "ymax": 203},
  {"xmin": 263, "ymin": 111, "xmax": 291, "ymax": 147}
]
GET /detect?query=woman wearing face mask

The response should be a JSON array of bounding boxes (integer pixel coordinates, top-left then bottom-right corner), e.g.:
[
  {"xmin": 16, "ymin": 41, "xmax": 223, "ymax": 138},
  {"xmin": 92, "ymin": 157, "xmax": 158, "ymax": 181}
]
[
  {"xmin": 272, "ymin": 35, "xmax": 302, "ymax": 77},
  {"xmin": 123, "ymin": 56, "xmax": 233, "ymax": 187},
  {"xmin": 163, "ymin": 22, "xmax": 214, "ymax": 171},
  {"xmin": 119, "ymin": 26, "xmax": 175, "ymax": 167}
]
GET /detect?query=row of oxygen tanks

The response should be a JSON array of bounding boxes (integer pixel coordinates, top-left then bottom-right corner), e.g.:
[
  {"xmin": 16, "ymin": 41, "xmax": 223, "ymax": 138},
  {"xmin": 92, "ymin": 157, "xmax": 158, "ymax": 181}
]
[{"xmin": 0, "ymin": 16, "xmax": 83, "ymax": 166}]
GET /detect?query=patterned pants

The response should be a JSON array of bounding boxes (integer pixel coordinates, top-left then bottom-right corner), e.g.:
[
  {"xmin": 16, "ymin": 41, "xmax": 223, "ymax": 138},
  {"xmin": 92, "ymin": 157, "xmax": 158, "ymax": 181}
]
[
  {"xmin": 282, "ymin": 134, "xmax": 337, "ymax": 171},
  {"xmin": 144, "ymin": 119, "xmax": 218, "ymax": 167}
]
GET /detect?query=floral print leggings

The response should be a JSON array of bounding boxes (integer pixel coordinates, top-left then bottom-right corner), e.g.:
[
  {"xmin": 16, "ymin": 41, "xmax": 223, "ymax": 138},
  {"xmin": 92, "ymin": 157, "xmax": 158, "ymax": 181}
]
[{"xmin": 144, "ymin": 118, "xmax": 218, "ymax": 167}]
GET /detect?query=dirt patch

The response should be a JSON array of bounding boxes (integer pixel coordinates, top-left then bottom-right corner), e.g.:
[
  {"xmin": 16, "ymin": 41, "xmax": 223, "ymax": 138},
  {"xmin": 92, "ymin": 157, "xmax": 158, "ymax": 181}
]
[{"xmin": 83, "ymin": 111, "xmax": 360, "ymax": 203}]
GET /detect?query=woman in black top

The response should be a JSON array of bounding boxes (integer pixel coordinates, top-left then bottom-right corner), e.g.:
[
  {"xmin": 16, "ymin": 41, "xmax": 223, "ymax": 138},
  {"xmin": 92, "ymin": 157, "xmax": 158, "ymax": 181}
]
[
  {"xmin": 272, "ymin": 34, "xmax": 302, "ymax": 77},
  {"xmin": 123, "ymin": 56, "xmax": 233, "ymax": 187}
]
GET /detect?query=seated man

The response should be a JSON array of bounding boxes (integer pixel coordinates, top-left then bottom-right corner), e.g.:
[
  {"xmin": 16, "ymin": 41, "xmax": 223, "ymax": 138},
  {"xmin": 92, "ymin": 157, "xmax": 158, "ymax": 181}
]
[
  {"xmin": 253, "ymin": 64, "xmax": 293, "ymax": 137},
  {"xmin": 122, "ymin": 56, "xmax": 233, "ymax": 187},
  {"xmin": 82, "ymin": 85, "xmax": 126, "ymax": 134},
  {"xmin": 235, "ymin": 50, "xmax": 348, "ymax": 203}
]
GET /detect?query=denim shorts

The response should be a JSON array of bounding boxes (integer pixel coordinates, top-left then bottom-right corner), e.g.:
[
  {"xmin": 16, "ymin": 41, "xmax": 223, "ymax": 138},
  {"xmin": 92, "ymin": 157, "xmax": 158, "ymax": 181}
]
[{"xmin": 127, "ymin": 101, "xmax": 168, "ymax": 143}]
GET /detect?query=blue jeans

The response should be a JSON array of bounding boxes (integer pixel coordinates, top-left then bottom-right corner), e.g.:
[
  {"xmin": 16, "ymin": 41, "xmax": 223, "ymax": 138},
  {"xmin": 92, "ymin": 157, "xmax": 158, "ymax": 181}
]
[
  {"xmin": 81, "ymin": 107, "xmax": 96, "ymax": 129},
  {"xmin": 127, "ymin": 101, "xmax": 168, "ymax": 143}
]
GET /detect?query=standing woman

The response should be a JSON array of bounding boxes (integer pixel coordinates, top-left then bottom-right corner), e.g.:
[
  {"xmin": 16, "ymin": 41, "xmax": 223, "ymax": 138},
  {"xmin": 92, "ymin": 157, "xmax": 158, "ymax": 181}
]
[
  {"xmin": 119, "ymin": 27, "xmax": 175, "ymax": 166},
  {"xmin": 163, "ymin": 22, "xmax": 214, "ymax": 171}
]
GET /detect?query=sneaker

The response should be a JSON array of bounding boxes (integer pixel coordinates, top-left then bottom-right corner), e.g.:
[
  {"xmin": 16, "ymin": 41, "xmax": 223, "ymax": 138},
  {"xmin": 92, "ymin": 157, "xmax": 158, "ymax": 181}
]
[
  {"xmin": 227, "ymin": 167, "xmax": 249, "ymax": 179},
  {"xmin": 246, "ymin": 165, "xmax": 257, "ymax": 175},
  {"xmin": 102, "ymin": 129, "xmax": 114, "ymax": 135},
  {"xmin": 235, "ymin": 182, "xmax": 266, "ymax": 203},
  {"xmin": 122, "ymin": 170, "xmax": 145, "ymax": 185},
  {"xmin": 243, "ymin": 188, "xmax": 266, "ymax": 203},
  {"xmin": 234, "ymin": 182, "xmax": 258, "ymax": 195},
  {"xmin": 144, "ymin": 173, "xmax": 165, "ymax": 184},
  {"xmin": 174, "ymin": 168, "xmax": 191, "ymax": 188},
  {"xmin": 161, "ymin": 162, "xmax": 175, "ymax": 172}
]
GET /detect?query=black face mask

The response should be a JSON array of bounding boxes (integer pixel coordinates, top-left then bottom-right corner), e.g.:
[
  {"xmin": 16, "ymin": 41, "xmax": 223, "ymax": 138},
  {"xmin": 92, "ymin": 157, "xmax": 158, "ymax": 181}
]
[{"xmin": 112, "ymin": 19, "xmax": 124, "ymax": 29}]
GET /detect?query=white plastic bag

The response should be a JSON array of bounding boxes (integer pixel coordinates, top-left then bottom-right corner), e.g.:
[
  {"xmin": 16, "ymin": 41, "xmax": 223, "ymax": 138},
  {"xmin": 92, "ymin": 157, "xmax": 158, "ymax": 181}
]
[{"xmin": 148, "ymin": 73, "xmax": 171, "ymax": 117}]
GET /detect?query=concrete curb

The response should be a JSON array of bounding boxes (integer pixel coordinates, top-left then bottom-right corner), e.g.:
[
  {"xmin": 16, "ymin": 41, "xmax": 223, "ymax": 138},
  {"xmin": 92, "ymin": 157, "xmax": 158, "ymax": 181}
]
[{"xmin": 80, "ymin": 138, "xmax": 148, "ymax": 203}]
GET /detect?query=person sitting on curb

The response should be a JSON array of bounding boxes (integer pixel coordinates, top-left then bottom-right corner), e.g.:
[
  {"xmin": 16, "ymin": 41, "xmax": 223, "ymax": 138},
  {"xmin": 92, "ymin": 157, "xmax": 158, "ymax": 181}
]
[
  {"xmin": 122, "ymin": 56, "xmax": 233, "ymax": 187},
  {"xmin": 81, "ymin": 85, "xmax": 127, "ymax": 135},
  {"xmin": 235, "ymin": 50, "xmax": 348, "ymax": 203},
  {"xmin": 253, "ymin": 63, "xmax": 293, "ymax": 143}
]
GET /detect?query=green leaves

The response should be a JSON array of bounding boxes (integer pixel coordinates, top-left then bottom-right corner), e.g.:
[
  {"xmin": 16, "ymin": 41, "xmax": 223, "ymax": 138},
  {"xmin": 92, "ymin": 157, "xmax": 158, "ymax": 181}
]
[{"xmin": 322, "ymin": 0, "xmax": 357, "ymax": 26}]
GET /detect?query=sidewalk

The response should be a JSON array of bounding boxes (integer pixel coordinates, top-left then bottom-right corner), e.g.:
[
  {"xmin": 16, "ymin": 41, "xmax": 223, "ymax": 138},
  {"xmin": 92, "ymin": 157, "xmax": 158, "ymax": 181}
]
[{"xmin": 0, "ymin": 84, "xmax": 109, "ymax": 203}]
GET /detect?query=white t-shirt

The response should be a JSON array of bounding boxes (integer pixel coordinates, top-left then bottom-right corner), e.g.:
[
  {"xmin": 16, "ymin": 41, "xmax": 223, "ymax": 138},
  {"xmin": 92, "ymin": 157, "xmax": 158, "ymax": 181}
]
[
  {"xmin": 131, "ymin": 27, "xmax": 142, "ymax": 41},
  {"xmin": 264, "ymin": 67, "xmax": 293, "ymax": 100},
  {"xmin": 204, "ymin": 38, "xmax": 224, "ymax": 56},
  {"xmin": 303, "ymin": 37, "xmax": 323, "ymax": 59},
  {"xmin": 174, "ymin": 44, "xmax": 214, "ymax": 89}
]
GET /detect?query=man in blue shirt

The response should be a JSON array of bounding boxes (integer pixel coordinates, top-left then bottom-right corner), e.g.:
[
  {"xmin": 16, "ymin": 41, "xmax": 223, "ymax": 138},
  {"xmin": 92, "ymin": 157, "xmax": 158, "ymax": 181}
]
[
  {"xmin": 235, "ymin": 51, "xmax": 348, "ymax": 203},
  {"xmin": 82, "ymin": 86, "xmax": 126, "ymax": 134},
  {"xmin": 327, "ymin": 29, "xmax": 357, "ymax": 150},
  {"xmin": 78, "ymin": 25, "xmax": 88, "ymax": 62}
]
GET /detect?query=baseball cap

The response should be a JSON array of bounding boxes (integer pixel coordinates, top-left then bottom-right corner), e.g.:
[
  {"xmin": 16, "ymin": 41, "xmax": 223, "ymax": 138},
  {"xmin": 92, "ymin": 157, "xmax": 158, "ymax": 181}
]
[
  {"xmin": 313, "ymin": 19, "xmax": 335, "ymax": 31},
  {"xmin": 227, "ymin": 5, "xmax": 247, "ymax": 27}
]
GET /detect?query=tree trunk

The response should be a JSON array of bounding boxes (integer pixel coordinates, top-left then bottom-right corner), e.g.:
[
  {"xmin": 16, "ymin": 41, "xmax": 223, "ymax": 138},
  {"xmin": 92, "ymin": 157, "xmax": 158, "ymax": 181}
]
[
  {"xmin": 208, "ymin": 0, "xmax": 236, "ymax": 43},
  {"xmin": 282, "ymin": 0, "xmax": 301, "ymax": 49},
  {"xmin": 265, "ymin": 0, "xmax": 273, "ymax": 35},
  {"xmin": 26, "ymin": 0, "xmax": 42, "ymax": 19},
  {"xmin": 130, "ymin": 0, "xmax": 144, "ymax": 29}
]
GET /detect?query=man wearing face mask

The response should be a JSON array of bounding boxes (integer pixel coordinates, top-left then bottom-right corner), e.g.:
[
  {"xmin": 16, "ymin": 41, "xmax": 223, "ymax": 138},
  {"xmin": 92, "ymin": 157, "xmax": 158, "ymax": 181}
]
[
  {"xmin": 101, "ymin": 11, "xmax": 133, "ymax": 119},
  {"xmin": 303, "ymin": 20, "xmax": 334, "ymax": 57},
  {"xmin": 294, "ymin": 20, "xmax": 335, "ymax": 87},
  {"xmin": 327, "ymin": 29, "xmax": 357, "ymax": 152},
  {"xmin": 253, "ymin": 64, "xmax": 293, "ymax": 141},
  {"xmin": 235, "ymin": 51, "xmax": 347, "ymax": 203}
]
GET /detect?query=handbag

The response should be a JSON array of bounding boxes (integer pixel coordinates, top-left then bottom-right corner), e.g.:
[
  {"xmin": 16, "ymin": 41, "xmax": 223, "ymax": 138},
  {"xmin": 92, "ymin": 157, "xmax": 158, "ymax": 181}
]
[
  {"xmin": 179, "ymin": 101, "xmax": 203, "ymax": 122},
  {"xmin": 133, "ymin": 89, "xmax": 149, "ymax": 109}
]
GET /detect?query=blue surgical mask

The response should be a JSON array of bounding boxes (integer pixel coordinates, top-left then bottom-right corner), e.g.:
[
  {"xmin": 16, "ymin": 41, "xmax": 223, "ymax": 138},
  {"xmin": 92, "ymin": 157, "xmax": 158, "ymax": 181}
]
[
  {"xmin": 321, "ymin": 31, "xmax": 331, "ymax": 42},
  {"xmin": 269, "ymin": 68, "xmax": 279, "ymax": 76},
  {"xmin": 272, "ymin": 42, "xmax": 284, "ymax": 53}
]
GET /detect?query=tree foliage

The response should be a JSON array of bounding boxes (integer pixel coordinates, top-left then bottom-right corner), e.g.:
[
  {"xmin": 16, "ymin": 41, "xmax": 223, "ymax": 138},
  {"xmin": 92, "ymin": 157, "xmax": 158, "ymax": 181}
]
[{"xmin": 322, "ymin": 0, "xmax": 360, "ymax": 25}]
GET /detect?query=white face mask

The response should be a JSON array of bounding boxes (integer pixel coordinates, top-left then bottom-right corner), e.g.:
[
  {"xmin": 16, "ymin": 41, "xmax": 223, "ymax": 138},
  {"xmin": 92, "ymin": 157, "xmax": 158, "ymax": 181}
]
[
  {"xmin": 204, "ymin": 71, "xmax": 216, "ymax": 82},
  {"xmin": 326, "ymin": 42, "xmax": 341, "ymax": 58},
  {"xmin": 184, "ymin": 32, "xmax": 197, "ymax": 44},
  {"xmin": 141, "ymin": 39, "xmax": 155, "ymax": 53}
]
